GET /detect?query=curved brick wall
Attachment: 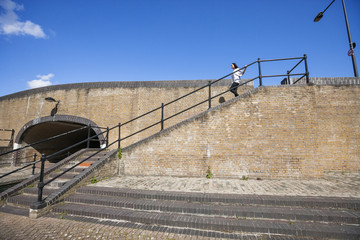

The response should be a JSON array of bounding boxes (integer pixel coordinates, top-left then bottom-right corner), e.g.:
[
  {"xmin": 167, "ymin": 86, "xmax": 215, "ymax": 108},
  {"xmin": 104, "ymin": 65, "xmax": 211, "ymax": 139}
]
[{"xmin": 0, "ymin": 79, "xmax": 251, "ymax": 151}]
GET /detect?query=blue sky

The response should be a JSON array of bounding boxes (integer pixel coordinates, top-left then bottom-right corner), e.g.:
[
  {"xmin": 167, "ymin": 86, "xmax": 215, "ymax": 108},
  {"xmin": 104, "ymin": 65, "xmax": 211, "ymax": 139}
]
[{"xmin": 0, "ymin": 0, "xmax": 359, "ymax": 97}]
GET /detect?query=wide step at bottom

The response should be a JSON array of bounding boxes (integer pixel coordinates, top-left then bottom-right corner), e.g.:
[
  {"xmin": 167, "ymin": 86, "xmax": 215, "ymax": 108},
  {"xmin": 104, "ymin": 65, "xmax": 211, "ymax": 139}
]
[{"xmin": 51, "ymin": 186, "xmax": 360, "ymax": 239}]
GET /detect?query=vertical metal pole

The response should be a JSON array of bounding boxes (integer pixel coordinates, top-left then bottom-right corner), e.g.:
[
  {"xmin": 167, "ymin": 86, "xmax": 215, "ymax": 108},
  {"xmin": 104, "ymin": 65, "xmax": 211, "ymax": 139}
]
[
  {"xmin": 161, "ymin": 103, "xmax": 164, "ymax": 131},
  {"xmin": 257, "ymin": 58, "xmax": 263, "ymax": 86},
  {"xmin": 87, "ymin": 125, "xmax": 91, "ymax": 148},
  {"xmin": 342, "ymin": 0, "xmax": 358, "ymax": 77},
  {"xmin": 304, "ymin": 54, "xmax": 310, "ymax": 84},
  {"xmin": 32, "ymin": 153, "xmax": 37, "ymax": 175},
  {"xmin": 208, "ymin": 81, "xmax": 212, "ymax": 109},
  {"xmin": 287, "ymin": 71, "xmax": 291, "ymax": 84},
  {"xmin": 106, "ymin": 127, "xmax": 109, "ymax": 148},
  {"xmin": 37, "ymin": 154, "xmax": 46, "ymax": 203},
  {"xmin": 118, "ymin": 123, "xmax": 121, "ymax": 149}
]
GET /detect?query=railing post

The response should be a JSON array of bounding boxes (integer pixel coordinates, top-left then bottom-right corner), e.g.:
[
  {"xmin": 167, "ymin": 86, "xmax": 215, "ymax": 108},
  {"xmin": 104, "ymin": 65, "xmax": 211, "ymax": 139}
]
[
  {"xmin": 208, "ymin": 81, "xmax": 212, "ymax": 109},
  {"xmin": 32, "ymin": 153, "xmax": 37, "ymax": 175},
  {"xmin": 87, "ymin": 124, "xmax": 91, "ymax": 148},
  {"xmin": 304, "ymin": 54, "xmax": 310, "ymax": 84},
  {"xmin": 106, "ymin": 127, "xmax": 109, "ymax": 148},
  {"xmin": 118, "ymin": 123, "xmax": 121, "ymax": 149},
  {"xmin": 161, "ymin": 103, "xmax": 164, "ymax": 131},
  {"xmin": 37, "ymin": 154, "xmax": 46, "ymax": 204},
  {"xmin": 257, "ymin": 58, "xmax": 263, "ymax": 86},
  {"xmin": 287, "ymin": 70, "xmax": 291, "ymax": 85}
]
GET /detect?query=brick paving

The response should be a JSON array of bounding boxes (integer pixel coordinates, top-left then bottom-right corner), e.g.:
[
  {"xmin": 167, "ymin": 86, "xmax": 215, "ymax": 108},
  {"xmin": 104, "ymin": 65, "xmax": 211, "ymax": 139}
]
[
  {"xmin": 92, "ymin": 172, "xmax": 360, "ymax": 198},
  {"xmin": 0, "ymin": 212, "xmax": 201, "ymax": 240},
  {"xmin": 0, "ymin": 172, "xmax": 359, "ymax": 239}
]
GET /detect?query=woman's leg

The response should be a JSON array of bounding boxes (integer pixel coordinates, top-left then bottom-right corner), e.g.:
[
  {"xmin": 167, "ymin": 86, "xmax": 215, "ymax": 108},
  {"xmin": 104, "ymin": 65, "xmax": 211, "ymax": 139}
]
[{"xmin": 230, "ymin": 82, "xmax": 239, "ymax": 97}]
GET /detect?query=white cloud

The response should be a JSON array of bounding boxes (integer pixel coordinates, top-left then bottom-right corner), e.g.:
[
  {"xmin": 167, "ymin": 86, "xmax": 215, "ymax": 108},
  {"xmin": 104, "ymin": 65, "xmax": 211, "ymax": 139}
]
[
  {"xmin": 0, "ymin": 0, "xmax": 46, "ymax": 38},
  {"xmin": 28, "ymin": 73, "xmax": 54, "ymax": 89}
]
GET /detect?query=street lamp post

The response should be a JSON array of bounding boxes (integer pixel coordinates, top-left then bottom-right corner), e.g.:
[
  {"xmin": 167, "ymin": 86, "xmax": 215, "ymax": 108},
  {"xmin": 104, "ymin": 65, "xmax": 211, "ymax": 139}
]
[{"xmin": 314, "ymin": 0, "xmax": 359, "ymax": 77}]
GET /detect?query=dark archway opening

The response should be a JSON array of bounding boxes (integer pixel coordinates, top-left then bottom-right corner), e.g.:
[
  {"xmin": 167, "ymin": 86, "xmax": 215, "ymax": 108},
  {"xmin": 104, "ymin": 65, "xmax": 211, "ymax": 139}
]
[{"xmin": 20, "ymin": 121, "xmax": 101, "ymax": 162}]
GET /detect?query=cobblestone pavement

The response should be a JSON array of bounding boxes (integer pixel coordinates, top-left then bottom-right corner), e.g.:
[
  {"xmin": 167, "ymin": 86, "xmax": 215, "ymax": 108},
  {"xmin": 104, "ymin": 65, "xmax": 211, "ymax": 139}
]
[
  {"xmin": 93, "ymin": 172, "xmax": 360, "ymax": 198},
  {"xmin": 0, "ymin": 212, "xmax": 207, "ymax": 240},
  {"xmin": 1, "ymin": 172, "xmax": 359, "ymax": 240}
]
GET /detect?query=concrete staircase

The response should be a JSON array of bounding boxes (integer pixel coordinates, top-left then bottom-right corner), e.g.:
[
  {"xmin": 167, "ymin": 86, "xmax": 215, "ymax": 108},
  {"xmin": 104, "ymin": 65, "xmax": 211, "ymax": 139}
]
[
  {"xmin": 49, "ymin": 186, "xmax": 360, "ymax": 239},
  {"xmin": 0, "ymin": 150, "xmax": 109, "ymax": 216}
]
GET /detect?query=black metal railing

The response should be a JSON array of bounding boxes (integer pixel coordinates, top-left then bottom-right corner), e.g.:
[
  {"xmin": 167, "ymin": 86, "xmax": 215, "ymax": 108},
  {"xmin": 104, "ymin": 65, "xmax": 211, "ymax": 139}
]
[
  {"xmin": 0, "ymin": 154, "xmax": 38, "ymax": 179},
  {"xmin": 1, "ymin": 55, "xmax": 309, "ymax": 207},
  {"xmin": 118, "ymin": 55, "xmax": 309, "ymax": 146},
  {"xmin": 0, "ymin": 125, "xmax": 100, "ymax": 179}
]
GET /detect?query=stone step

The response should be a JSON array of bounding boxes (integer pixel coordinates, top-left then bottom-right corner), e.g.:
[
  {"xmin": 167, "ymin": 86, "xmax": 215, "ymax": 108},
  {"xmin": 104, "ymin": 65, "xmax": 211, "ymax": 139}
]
[
  {"xmin": 7, "ymin": 186, "xmax": 60, "ymax": 208},
  {"xmin": 45, "ymin": 178, "xmax": 68, "ymax": 188},
  {"xmin": 65, "ymin": 193, "xmax": 360, "ymax": 224},
  {"xmin": 7, "ymin": 193, "xmax": 38, "ymax": 207},
  {"xmin": 52, "ymin": 202, "xmax": 360, "ymax": 239},
  {"xmin": 23, "ymin": 186, "xmax": 56, "ymax": 196},
  {"xmin": 48, "ymin": 172, "xmax": 78, "ymax": 179},
  {"xmin": 76, "ymin": 186, "xmax": 360, "ymax": 210},
  {"xmin": 59, "ymin": 167, "xmax": 86, "ymax": 173},
  {"xmin": 0, "ymin": 204, "xmax": 29, "ymax": 216}
]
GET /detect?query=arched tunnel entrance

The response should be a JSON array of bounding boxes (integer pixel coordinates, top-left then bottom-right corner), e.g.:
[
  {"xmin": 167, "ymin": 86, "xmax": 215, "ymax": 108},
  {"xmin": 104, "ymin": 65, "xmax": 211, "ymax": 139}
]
[{"xmin": 15, "ymin": 115, "xmax": 105, "ymax": 163}]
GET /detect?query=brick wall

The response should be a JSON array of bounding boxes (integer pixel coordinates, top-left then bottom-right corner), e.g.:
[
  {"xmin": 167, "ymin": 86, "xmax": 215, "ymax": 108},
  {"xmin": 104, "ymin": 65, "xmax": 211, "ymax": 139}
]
[
  {"xmin": 120, "ymin": 84, "xmax": 360, "ymax": 179},
  {"xmin": 0, "ymin": 80, "xmax": 252, "ymax": 164},
  {"xmin": 0, "ymin": 80, "xmax": 249, "ymax": 144}
]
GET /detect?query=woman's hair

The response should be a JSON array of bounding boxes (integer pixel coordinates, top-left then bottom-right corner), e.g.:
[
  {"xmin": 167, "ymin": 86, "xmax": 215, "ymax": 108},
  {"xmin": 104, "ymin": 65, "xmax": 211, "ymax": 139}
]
[{"xmin": 231, "ymin": 63, "xmax": 238, "ymax": 69}]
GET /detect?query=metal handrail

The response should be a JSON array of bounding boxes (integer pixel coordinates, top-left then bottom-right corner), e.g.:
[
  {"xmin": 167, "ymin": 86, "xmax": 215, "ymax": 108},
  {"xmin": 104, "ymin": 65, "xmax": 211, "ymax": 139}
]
[
  {"xmin": 1, "ymin": 55, "xmax": 309, "ymax": 207},
  {"xmin": 0, "ymin": 126, "xmax": 88, "ymax": 157},
  {"xmin": 37, "ymin": 55, "xmax": 309, "ymax": 204},
  {"xmin": 0, "ymin": 154, "xmax": 40, "ymax": 179},
  {"xmin": 0, "ymin": 125, "xmax": 104, "ymax": 179},
  {"xmin": 118, "ymin": 55, "xmax": 309, "ymax": 146}
]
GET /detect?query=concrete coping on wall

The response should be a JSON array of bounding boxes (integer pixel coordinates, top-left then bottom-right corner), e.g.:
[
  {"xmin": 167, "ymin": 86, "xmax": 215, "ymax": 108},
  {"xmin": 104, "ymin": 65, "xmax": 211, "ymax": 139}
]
[
  {"xmin": 297, "ymin": 77, "xmax": 360, "ymax": 86},
  {"xmin": 0, "ymin": 79, "xmax": 236, "ymax": 100},
  {"xmin": 2, "ymin": 77, "xmax": 359, "ymax": 101}
]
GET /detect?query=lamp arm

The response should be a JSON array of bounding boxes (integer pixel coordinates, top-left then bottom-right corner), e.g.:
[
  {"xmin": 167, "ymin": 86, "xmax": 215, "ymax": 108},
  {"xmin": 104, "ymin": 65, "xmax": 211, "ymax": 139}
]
[{"xmin": 322, "ymin": 0, "xmax": 336, "ymax": 14}]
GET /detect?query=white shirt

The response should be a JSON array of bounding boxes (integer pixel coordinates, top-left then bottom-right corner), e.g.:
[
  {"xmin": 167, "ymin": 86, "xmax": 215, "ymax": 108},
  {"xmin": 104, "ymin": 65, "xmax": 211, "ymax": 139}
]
[{"xmin": 232, "ymin": 68, "xmax": 244, "ymax": 83}]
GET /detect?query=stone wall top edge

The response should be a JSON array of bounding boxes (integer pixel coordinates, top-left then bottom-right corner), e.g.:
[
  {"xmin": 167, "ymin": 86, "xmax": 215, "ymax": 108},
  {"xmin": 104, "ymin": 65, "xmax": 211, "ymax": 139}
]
[
  {"xmin": 0, "ymin": 79, "xmax": 233, "ymax": 101},
  {"xmin": 299, "ymin": 77, "xmax": 360, "ymax": 85},
  {"xmin": 1, "ymin": 77, "xmax": 358, "ymax": 101}
]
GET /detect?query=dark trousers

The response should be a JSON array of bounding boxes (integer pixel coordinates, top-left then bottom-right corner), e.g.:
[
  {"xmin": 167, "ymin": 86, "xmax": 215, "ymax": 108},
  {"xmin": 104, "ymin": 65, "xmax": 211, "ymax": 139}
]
[{"xmin": 230, "ymin": 82, "xmax": 240, "ymax": 97}]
